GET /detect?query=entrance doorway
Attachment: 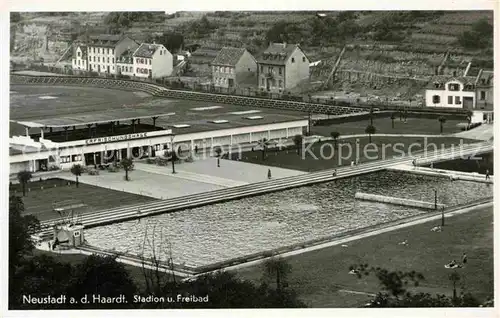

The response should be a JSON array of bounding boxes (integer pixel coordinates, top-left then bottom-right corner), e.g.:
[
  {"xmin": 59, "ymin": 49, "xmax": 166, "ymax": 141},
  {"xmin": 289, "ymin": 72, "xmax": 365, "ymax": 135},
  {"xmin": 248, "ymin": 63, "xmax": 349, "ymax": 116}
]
[{"xmin": 463, "ymin": 97, "xmax": 474, "ymax": 109}]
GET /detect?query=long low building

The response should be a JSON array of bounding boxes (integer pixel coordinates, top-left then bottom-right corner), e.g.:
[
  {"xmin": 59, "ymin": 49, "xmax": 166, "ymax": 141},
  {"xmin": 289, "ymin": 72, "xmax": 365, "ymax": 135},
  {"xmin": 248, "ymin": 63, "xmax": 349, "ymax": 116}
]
[{"xmin": 9, "ymin": 84, "xmax": 308, "ymax": 174}]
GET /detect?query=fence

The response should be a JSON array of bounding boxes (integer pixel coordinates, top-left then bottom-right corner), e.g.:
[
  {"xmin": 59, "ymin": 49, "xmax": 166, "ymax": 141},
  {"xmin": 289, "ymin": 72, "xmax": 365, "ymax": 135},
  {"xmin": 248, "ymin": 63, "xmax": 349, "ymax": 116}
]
[{"xmin": 10, "ymin": 64, "xmax": 470, "ymax": 116}]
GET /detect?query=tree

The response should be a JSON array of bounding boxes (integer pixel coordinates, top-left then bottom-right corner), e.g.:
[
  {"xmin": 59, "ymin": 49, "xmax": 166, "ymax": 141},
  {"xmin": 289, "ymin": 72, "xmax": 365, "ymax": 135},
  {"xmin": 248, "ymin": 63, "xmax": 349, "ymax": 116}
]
[
  {"xmin": 466, "ymin": 110, "xmax": 473, "ymax": 127},
  {"xmin": 9, "ymin": 196, "xmax": 40, "ymax": 268},
  {"xmin": 292, "ymin": 135, "xmax": 303, "ymax": 156},
  {"xmin": 17, "ymin": 170, "xmax": 32, "ymax": 197},
  {"xmin": 118, "ymin": 14, "xmax": 131, "ymax": 28},
  {"xmin": 10, "ymin": 12, "xmax": 21, "ymax": 23},
  {"xmin": 438, "ymin": 116, "xmax": 447, "ymax": 133},
  {"xmin": 262, "ymin": 257, "xmax": 292, "ymax": 299},
  {"xmin": 70, "ymin": 164, "xmax": 84, "ymax": 188},
  {"xmin": 66, "ymin": 254, "xmax": 138, "ymax": 309},
  {"xmin": 258, "ymin": 139, "xmax": 270, "ymax": 160},
  {"xmin": 120, "ymin": 158, "xmax": 134, "ymax": 181},
  {"xmin": 330, "ymin": 131, "xmax": 340, "ymax": 150},
  {"xmin": 365, "ymin": 125, "xmax": 376, "ymax": 143},
  {"xmin": 390, "ymin": 112, "xmax": 396, "ymax": 129},
  {"xmin": 352, "ymin": 263, "xmax": 483, "ymax": 307}
]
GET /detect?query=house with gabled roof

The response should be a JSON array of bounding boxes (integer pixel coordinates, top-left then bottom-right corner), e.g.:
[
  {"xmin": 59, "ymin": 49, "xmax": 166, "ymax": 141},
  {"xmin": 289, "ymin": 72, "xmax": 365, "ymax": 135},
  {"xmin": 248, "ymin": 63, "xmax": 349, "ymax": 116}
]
[
  {"xmin": 133, "ymin": 43, "xmax": 173, "ymax": 79},
  {"xmin": 211, "ymin": 47, "xmax": 257, "ymax": 88},
  {"xmin": 425, "ymin": 76, "xmax": 477, "ymax": 108},
  {"xmin": 475, "ymin": 69, "xmax": 493, "ymax": 109},
  {"xmin": 86, "ymin": 34, "xmax": 138, "ymax": 75},
  {"xmin": 71, "ymin": 44, "xmax": 88, "ymax": 72},
  {"xmin": 256, "ymin": 42, "xmax": 310, "ymax": 92},
  {"xmin": 116, "ymin": 49, "xmax": 135, "ymax": 77}
]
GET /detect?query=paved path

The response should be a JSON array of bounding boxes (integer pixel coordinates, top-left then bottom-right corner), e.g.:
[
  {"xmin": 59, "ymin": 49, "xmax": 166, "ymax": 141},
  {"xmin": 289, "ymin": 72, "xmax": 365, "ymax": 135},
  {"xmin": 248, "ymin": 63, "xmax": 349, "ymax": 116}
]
[
  {"xmin": 389, "ymin": 164, "xmax": 493, "ymax": 184},
  {"xmin": 454, "ymin": 123, "xmax": 493, "ymax": 141}
]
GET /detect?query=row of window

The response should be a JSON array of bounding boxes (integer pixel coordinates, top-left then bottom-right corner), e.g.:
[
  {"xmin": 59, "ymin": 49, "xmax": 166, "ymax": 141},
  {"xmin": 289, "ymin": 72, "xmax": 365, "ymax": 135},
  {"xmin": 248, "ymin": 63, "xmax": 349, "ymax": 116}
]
[
  {"xmin": 60, "ymin": 155, "xmax": 82, "ymax": 163},
  {"xmin": 215, "ymin": 77, "xmax": 229, "ymax": 84},
  {"xmin": 136, "ymin": 68, "xmax": 152, "ymax": 75},
  {"xmin": 213, "ymin": 66, "xmax": 234, "ymax": 74},
  {"xmin": 91, "ymin": 56, "xmax": 115, "ymax": 64},
  {"xmin": 136, "ymin": 58, "xmax": 152, "ymax": 65},
  {"xmin": 89, "ymin": 64, "xmax": 115, "ymax": 72},
  {"xmin": 89, "ymin": 47, "xmax": 115, "ymax": 55},
  {"xmin": 120, "ymin": 65, "xmax": 133, "ymax": 73},
  {"xmin": 74, "ymin": 60, "xmax": 86, "ymax": 66},
  {"xmin": 261, "ymin": 78, "xmax": 284, "ymax": 88},
  {"xmin": 260, "ymin": 65, "xmax": 283, "ymax": 75}
]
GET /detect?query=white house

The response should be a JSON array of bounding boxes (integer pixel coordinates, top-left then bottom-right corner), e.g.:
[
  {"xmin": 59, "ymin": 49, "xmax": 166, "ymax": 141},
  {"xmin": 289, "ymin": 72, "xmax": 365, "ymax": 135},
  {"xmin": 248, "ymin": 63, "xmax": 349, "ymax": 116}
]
[
  {"xmin": 71, "ymin": 44, "xmax": 88, "ymax": 72},
  {"xmin": 425, "ymin": 77, "xmax": 476, "ymax": 109},
  {"xmin": 133, "ymin": 43, "xmax": 173, "ymax": 79},
  {"xmin": 116, "ymin": 49, "xmax": 135, "ymax": 77},
  {"xmin": 86, "ymin": 35, "xmax": 139, "ymax": 75}
]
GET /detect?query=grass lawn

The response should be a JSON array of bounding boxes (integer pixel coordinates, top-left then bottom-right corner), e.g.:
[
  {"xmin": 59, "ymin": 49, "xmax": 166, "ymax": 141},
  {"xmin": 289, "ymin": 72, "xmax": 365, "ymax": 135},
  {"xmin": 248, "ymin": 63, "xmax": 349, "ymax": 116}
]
[
  {"xmin": 235, "ymin": 136, "xmax": 479, "ymax": 172},
  {"xmin": 431, "ymin": 151, "xmax": 494, "ymax": 175},
  {"xmin": 11, "ymin": 178, "xmax": 157, "ymax": 222},
  {"xmin": 235, "ymin": 205, "xmax": 494, "ymax": 307},
  {"xmin": 312, "ymin": 117, "xmax": 466, "ymax": 137}
]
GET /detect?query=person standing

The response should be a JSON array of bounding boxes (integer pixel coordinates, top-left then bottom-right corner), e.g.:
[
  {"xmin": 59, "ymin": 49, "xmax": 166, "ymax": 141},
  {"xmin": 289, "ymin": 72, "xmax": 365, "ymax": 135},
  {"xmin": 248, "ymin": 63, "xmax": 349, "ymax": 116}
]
[
  {"xmin": 485, "ymin": 169, "xmax": 490, "ymax": 180},
  {"xmin": 462, "ymin": 253, "xmax": 468, "ymax": 265},
  {"xmin": 267, "ymin": 169, "xmax": 272, "ymax": 179},
  {"xmin": 217, "ymin": 158, "xmax": 220, "ymax": 168}
]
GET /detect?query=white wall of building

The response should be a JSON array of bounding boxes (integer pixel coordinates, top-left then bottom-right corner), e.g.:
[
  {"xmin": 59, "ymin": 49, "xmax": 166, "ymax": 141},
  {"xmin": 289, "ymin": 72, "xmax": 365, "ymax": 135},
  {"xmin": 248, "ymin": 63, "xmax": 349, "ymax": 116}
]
[
  {"xmin": 10, "ymin": 121, "xmax": 308, "ymax": 171},
  {"xmin": 117, "ymin": 63, "xmax": 134, "ymax": 76},
  {"xmin": 425, "ymin": 80, "xmax": 476, "ymax": 108},
  {"xmin": 72, "ymin": 46, "xmax": 87, "ymax": 71},
  {"xmin": 151, "ymin": 45, "xmax": 173, "ymax": 78}
]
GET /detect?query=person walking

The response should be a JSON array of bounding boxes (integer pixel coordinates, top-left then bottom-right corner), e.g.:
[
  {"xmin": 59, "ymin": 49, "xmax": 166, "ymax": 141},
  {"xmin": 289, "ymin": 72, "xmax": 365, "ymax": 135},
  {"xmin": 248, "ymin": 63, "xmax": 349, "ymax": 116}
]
[
  {"xmin": 268, "ymin": 169, "xmax": 272, "ymax": 179},
  {"xmin": 462, "ymin": 253, "xmax": 468, "ymax": 265},
  {"xmin": 217, "ymin": 158, "xmax": 220, "ymax": 168}
]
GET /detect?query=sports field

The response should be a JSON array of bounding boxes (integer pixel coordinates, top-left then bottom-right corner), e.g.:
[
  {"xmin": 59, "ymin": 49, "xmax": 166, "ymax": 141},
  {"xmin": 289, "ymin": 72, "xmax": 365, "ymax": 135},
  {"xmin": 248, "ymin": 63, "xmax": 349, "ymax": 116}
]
[
  {"xmin": 235, "ymin": 205, "xmax": 494, "ymax": 307},
  {"xmin": 10, "ymin": 178, "xmax": 156, "ymax": 221},
  {"xmin": 9, "ymin": 85, "xmax": 305, "ymax": 137}
]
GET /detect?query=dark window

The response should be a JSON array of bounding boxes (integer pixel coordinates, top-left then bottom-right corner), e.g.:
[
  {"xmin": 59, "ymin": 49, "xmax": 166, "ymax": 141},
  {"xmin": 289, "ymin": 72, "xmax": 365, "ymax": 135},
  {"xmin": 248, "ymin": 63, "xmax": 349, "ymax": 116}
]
[
  {"xmin": 448, "ymin": 83, "xmax": 460, "ymax": 91},
  {"xmin": 432, "ymin": 95, "xmax": 440, "ymax": 104},
  {"xmin": 302, "ymin": 57, "xmax": 306, "ymax": 62},
  {"xmin": 448, "ymin": 96, "xmax": 453, "ymax": 104},
  {"xmin": 291, "ymin": 58, "xmax": 295, "ymax": 63},
  {"xmin": 455, "ymin": 96, "xmax": 461, "ymax": 104},
  {"xmin": 279, "ymin": 68, "xmax": 282, "ymax": 75},
  {"xmin": 480, "ymin": 91, "xmax": 486, "ymax": 100}
]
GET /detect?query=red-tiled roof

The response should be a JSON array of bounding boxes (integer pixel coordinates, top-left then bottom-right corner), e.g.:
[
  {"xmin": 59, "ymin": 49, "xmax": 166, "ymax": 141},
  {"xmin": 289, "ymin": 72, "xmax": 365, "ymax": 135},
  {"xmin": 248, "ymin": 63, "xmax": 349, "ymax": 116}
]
[
  {"xmin": 256, "ymin": 43, "xmax": 301, "ymax": 66},
  {"xmin": 134, "ymin": 43, "xmax": 164, "ymax": 58},
  {"xmin": 211, "ymin": 47, "xmax": 247, "ymax": 66}
]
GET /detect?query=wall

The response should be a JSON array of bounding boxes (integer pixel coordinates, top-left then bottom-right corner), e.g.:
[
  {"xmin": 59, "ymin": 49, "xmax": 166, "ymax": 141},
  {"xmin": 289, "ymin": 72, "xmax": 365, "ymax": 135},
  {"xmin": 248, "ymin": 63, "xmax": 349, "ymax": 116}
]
[
  {"xmin": 212, "ymin": 65, "xmax": 235, "ymax": 88},
  {"xmin": 151, "ymin": 46, "xmax": 173, "ymax": 78},
  {"xmin": 285, "ymin": 46, "xmax": 310, "ymax": 90},
  {"xmin": 258, "ymin": 64, "xmax": 285, "ymax": 92},
  {"xmin": 117, "ymin": 62, "xmax": 134, "ymax": 76},
  {"xmin": 355, "ymin": 192, "xmax": 445, "ymax": 210},
  {"xmin": 134, "ymin": 56, "xmax": 152, "ymax": 78},
  {"xmin": 235, "ymin": 50, "xmax": 257, "ymax": 85},
  {"xmin": 10, "ymin": 74, "xmax": 365, "ymax": 116},
  {"xmin": 425, "ymin": 83, "xmax": 476, "ymax": 108}
]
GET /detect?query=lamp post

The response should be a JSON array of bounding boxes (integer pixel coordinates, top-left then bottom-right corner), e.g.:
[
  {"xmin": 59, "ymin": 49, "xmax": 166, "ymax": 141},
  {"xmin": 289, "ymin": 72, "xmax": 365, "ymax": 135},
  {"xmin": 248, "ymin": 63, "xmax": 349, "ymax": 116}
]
[{"xmin": 170, "ymin": 133, "xmax": 176, "ymax": 174}]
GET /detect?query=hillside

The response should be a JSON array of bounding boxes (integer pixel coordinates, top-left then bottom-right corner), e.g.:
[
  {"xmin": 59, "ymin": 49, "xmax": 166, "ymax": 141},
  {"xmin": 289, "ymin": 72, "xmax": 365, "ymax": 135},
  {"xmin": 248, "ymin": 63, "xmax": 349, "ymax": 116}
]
[{"xmin": 10, "ymin": 10, "xmax": 493, "ymax": 102}]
